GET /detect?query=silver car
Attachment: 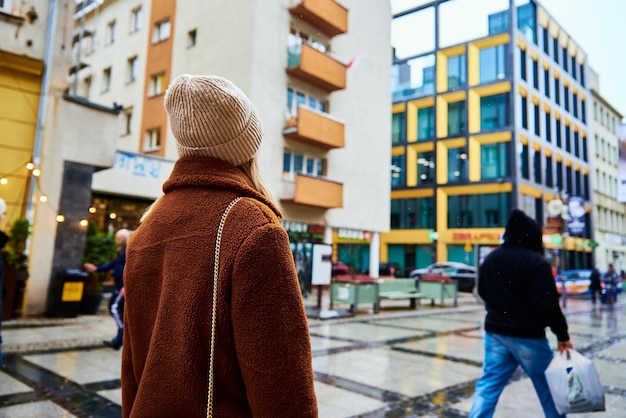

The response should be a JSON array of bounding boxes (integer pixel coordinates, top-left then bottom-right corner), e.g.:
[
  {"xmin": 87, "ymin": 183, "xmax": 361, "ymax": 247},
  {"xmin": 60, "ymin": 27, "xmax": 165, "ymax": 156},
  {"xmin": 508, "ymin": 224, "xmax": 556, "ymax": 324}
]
[{"xmin": 409, "ymin": 261, "xmax": 478, "ymax": 292}]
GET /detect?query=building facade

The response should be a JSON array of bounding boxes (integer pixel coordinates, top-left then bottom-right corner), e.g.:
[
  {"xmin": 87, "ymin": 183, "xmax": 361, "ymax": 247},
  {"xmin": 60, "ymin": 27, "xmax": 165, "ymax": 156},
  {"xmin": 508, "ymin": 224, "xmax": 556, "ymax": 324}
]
[
  {"xmin": 383, "ymin": 0, "xmax": 593, "ymax": 275},
  {"xmin": 1, "ymin": 0, "xmax": 118, "ymax": 316},
  {"xmin": 71, "ymin": 0, "xmax": 392, "ymax": 290},
  {"xmin": 588, "ymin": 67, "xmax": 626, "ymax": 272}
]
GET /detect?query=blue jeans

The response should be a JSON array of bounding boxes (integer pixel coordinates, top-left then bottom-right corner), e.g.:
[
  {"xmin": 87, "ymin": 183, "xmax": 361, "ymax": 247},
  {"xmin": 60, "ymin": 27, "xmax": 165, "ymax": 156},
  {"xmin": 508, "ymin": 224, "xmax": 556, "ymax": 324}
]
[{"xmin": 470, "ymin": 332, "xmax": 564, "ymax": 418}]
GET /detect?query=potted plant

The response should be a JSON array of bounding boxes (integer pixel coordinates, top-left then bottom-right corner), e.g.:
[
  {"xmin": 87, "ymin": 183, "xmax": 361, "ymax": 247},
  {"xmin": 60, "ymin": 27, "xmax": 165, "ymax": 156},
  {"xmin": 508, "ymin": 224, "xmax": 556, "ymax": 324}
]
[
  {"xmin": 1, "ymin": 218, "xmax": 30, "ymax": 320},
  {"xmin": 80, "ymin": 222, "xmax": 116, "ymax": 314}
]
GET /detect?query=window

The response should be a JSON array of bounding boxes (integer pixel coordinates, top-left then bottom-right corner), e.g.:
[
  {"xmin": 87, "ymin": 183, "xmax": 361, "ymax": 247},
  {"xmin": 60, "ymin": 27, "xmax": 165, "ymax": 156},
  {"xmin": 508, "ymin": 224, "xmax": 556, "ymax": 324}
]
[
  {"xmin": 417, "ymin": 106, "xmax": 435, "ymax": 139},
  {"xmin": 556, "ymin": 161, "xmax": 563, "ymax": 190},
  {"xmin": 517, "ymin": 2, "xmax": 536, "ymax": 43},
  {"xmin": 0, "ymin": 0, "xmax": 13, "ymax": 12},
  {"xmin": 562, "ymin": 46, "xmax": 568, "ymax": 71},
  {"xmin": 149, "ymin": 73, "xmax": 165, "ymax": 96},
  {"xmin": 286, "ymin": 87, "xmax": 327, "ymax": 119},
  {"xmin": 390, "ymin": 197, "xmax": 435, "ymax": 229},
  {"xmin": 579, "ymin": 63, "xmax": 585, "ymax": 86},
  {"xmin": 520, "ymin": 142, "xmax": 529, "ymax": 179},
  {"xmin": 545, "ymin": 155, "xmax": 553, "ymax": 187},
  {"xmin": 102, "ymin": 67, "xmax": 111, "ymax": 92},
  {"xmin": 571, "ymin": 56, "xmax": 577, "ymax": 80},
  {"xmin": 417, "ymin": 151, "xmax": 435, "ymax": 184},
  {"xmin": 533, "ymin": 102, "xmax": 540, "ymax": 135},
  {"xmin": 572, "ymin": 93, "xmax": 578, "ymax": 118},
  {"xmin": 565, "ymin": 125, "xmax": 571, "ymax": 152},
  {"xmin": 581, "ymin": 100, "xmax": 586, "ymax": 123},
  {"xmin": 566, "ymin": 165, "xmax": 573, "ymax": 194},
  {"xmin": 447, "ymin": 147, "xmax": 468, "ymax": 182},
  {"xmin": 488, "ymin": 10, "xmax": 510, "ymax": 34},
  {"xmin": 447, "ymin": 54, "xmax": 466, "ymax": 89},
  {"xmin": 563, "ymin": 85, "xmax": 569, "ymax": 111},
  {"xmin": 392, "ymin": 54, "xmax": 436, "ymax": 100},
  {"xmin": 542, "ymin": 26, "xmax": 549, "ymax": 55},
  {"xmin": 554, "ymin": 77, "xmax": 560, "ymax": 104},
  {"xmin": 555, "ymin": 119, "xmax": 562, "ymax": 147},
  {"xmin": 532, "ymin": 148, "xmax": 541, "ymax": 184},
  {"xmin": 521, "ymin": 96, "xmax": 528, "ymax": 129},
  {"xmin": 187, "ymin": 29, "xmax": 197, "ymax": 47},
  {"xmin": 479, "ymin": 44, "xmax": 507, "ymax": 83},
  {"xmin": 391, "ymin": 155, "xmax": 405, "ymax": 188},
  {"xmin": 575, "ymin": 170, "xmax": 582, "ymax": 195},
  {"xmin": 532, "ymin": 59, "xmax": 539, "ymax": 89},
  {"xmin": 392, "ymin": 113, "xmax": 405, "ymax": 145},
  {"xmin": 520, "ymin": 49, "xmax": 527, "ymax": 80},
  {"xmin": 545, "ymin": 111, "xmax": 551, "ymax": 142},
  {"xmin": 582, "ymin": 135, "xmax": 588, "ymax": 161},
  {"xmin": 583, "ymin": 173, "xmax": 589, "ymax": 199},
  {"xmin": 480, "ymin": 93, "xmax": 509, "ymax": 130},
  {"xmin": 553, "ymin": 38, "xmax": 559, "ymax": 63},
  {"xmin": 481, "ymin": 142, "xmax": 507, "ymax": 179},
  {"xmin": 448, "ymin": 195, "xmax": 476, "ymax": 228},
  {"xmin": 447, "ymin": 101, "xmax": 466, "ymax": 136},
  {"xmin": 282, "ymin": 149, "xmax": 327, "ymax": 181},
  {"xmin": 573, "ymin": 130, "xmax": 580, "ymax": 158},
  {"xmin": 130, "ymin": 7, "xmax": 142, "ymax": 32},
  {"xmin": 127, "ymin": 56, "xmax": 137, "ymax": 83},
  {"xmin": 144, "ymin": 128, "xmax": 161, "ymax": 151},
  {"xmin": 82, "ymin": 76, "xmax": 92, "ymax": 98},
  {"xmin": 543, "ymin": 67, "xmax": 550, "ymax": 97},
  {"xmin": 121, "ymin": 108, "xmax": 132, "ymax": 136},
  {"xmin": 106, "ymin": 20, "xmax": 116, "ymax": 44},
  {"xmin": 153, "ymin": 19, "xmax": 171, "ymax": 43}
]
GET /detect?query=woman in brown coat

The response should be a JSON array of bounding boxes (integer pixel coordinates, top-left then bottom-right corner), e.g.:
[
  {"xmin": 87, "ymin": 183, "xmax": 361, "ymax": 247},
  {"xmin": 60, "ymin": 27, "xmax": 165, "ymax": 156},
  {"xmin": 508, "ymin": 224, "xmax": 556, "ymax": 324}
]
[{"xmin": 121, "ymin": 75, "xmax": 318, "ymax": 417}]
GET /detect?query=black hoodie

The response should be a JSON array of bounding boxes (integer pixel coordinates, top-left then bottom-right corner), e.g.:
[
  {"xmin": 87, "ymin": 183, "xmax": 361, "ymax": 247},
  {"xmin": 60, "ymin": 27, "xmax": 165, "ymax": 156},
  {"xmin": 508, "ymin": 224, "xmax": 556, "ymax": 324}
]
[{"xmin": 478, "ymin": 209, "xmax": 569, "ymax": 341}]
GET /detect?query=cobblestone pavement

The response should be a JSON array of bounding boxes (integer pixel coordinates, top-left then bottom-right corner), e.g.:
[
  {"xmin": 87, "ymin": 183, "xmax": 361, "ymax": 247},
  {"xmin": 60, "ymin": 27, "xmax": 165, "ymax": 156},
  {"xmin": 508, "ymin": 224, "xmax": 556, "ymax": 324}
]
[{"xmin": 0, "ymin": 292, "xmax": 624, "ymax": 417}]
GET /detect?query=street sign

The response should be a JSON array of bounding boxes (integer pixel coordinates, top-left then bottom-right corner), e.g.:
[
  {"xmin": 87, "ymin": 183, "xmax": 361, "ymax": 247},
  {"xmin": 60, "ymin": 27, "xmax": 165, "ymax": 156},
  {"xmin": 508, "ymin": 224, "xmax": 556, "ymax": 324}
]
[{"xmin": 588, "ymin": 240, "xmax": 599, "ymax": 249}]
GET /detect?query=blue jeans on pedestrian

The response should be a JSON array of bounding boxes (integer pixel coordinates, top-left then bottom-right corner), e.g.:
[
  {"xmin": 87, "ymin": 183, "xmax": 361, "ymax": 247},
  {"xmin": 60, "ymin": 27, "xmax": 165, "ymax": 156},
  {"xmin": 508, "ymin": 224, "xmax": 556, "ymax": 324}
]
[{"xmin": 469, "ymin": 332, "xmax": 564, "ymax": 418}]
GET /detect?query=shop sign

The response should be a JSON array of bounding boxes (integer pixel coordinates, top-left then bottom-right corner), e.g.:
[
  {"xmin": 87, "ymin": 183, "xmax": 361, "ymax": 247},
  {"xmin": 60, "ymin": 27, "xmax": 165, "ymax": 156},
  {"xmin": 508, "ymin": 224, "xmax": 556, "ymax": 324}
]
[
  {"xmin": 452, "ymin": 232, "xmax": 502, "ymax": 242},
  {"xmin": 337, "ymin": 228, "xmax": 370, "ymax": 242},
  {"xmin": 281, "ymin": 220, "xmax": 325, "ymax": 238}
]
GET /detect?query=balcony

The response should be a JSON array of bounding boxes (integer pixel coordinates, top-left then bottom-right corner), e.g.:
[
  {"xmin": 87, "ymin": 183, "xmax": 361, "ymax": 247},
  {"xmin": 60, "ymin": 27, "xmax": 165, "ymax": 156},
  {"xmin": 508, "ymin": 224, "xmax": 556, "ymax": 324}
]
[
  {"xmin": 284, "ymin": 105, "xmax": 345, "ymax": 149},
  {"xmin": 289, "ymin": 0, "xmax": 348, "ymax": 37},
  {"xmin": 287, "ymin": 40, "xmax": 346, "ymax": 92},
  {"xmin": 282, "ymin": 173, "xmax": 343, "ymax": 209}
]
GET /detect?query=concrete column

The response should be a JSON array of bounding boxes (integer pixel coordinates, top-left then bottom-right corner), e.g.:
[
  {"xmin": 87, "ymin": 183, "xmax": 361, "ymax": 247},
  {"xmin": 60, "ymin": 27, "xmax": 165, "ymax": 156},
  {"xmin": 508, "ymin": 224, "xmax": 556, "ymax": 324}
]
[
  {"xmin": 369, "ymin": 232, "xmax": 380, "ymax": 279},
  {"xmin": 324, "ymin": 226, "xmax": 332, "ymax": 245}
]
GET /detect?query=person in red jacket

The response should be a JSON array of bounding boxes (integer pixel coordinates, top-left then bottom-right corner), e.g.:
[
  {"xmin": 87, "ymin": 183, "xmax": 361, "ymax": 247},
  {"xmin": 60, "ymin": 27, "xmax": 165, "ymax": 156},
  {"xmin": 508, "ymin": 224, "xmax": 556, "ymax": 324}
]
[{"xmin": 121, "ymin": 75, "xmax": 318, "ymax": 417}]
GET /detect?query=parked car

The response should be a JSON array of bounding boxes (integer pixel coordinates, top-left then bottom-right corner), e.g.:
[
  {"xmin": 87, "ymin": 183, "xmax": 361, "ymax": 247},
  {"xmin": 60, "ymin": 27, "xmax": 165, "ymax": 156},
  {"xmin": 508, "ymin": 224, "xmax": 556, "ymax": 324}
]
[
  {"xmin": 362, "ymin": 262, "xmax": 401, "ymax": 278},
  {"xmin": 555, "ymin": 269, "xmax": 624, "ymax": 296},
  {"xmin": 409, "ymin": 261, "xmax": 477, "ymax": 292}
]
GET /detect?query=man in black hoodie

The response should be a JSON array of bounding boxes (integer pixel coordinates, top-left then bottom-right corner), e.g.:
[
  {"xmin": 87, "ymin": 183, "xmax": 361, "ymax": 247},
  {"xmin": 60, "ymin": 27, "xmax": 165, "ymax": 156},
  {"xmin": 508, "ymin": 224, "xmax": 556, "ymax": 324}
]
[{"xmin": 469, "ymin": 209, "xmax": 572, "ymax": 418}]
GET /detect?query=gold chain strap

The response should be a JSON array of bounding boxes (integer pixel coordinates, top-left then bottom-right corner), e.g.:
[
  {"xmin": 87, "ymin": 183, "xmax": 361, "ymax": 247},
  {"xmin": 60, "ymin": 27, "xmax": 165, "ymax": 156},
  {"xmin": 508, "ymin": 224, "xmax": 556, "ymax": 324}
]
[{"xmin": 207, "ymin": 197, "xmax": 243, "ymax": 418}]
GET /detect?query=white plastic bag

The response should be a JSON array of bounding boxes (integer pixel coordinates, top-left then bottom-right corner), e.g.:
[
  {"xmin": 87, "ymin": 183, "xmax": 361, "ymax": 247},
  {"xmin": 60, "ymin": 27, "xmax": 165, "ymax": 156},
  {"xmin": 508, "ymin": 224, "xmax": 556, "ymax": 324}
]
[{"xmin": 545, "ymin": 349, "xmax": 606, "ymax": 414}]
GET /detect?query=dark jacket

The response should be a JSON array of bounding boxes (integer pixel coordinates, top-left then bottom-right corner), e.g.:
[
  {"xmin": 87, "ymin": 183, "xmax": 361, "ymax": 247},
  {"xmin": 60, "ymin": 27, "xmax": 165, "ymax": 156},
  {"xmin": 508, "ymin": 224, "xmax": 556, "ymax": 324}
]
[
  {"xmin": 589, "ymin": 268, "xmax": 601, "ymax": 291},
  {"xmin": 478, "ymin": 209, "xmax": 569, "ymax": 342},
  {"xmin": 121, "ymin": 157, "xmax": 318, "ymax": 418},
  {"xmin": 96, "ymin": 246, "xmax": 126, "ymax": 290}
]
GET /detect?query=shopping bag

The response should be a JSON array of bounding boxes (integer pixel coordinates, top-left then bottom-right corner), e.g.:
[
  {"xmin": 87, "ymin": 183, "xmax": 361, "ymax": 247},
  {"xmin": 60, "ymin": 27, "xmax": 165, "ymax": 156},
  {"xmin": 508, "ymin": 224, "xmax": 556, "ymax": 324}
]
[{"xmin": 545, "ymin": 349, "xmax": 606, "ymax": 414}]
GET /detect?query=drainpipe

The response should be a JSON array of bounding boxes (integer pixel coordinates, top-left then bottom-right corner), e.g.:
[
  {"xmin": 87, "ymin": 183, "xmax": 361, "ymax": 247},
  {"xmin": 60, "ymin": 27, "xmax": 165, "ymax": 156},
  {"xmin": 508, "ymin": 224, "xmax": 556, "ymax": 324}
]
[{"xmin": 25, "ymin": 0, "xmax": 58, "ymax": 255}]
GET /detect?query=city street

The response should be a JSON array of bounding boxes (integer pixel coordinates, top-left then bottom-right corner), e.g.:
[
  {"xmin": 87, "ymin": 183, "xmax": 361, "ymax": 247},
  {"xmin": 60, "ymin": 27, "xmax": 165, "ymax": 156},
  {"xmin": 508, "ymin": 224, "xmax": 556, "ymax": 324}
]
[{"xmin": 0, "ymin": 293, "xmax": 624, "ymax": 417}]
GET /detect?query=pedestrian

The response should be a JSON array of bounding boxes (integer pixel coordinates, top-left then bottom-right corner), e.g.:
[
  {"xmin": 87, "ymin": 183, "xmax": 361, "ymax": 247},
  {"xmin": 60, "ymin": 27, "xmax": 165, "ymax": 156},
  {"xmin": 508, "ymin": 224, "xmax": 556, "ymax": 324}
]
[
  {"xmin": 602, "ymin": 263, "xmax": 619, "ymax": 304},
  {"xmin": 589, "ymin": 267, "xmax": 602, "ymax": 304},
  {"xmin": 83, "ymin": 228, "xmax": 130, "ymax": 350},
  {"xmin": 470, "ymin": 209, "xmax": 573, "ymax": 418},
  {"xmin": 121, "ymin": 75, "xmax": 318, "ymax": 417},
  {"xmin": 0, "ymin": 198, "xmax": 9, "ymax": 367}
]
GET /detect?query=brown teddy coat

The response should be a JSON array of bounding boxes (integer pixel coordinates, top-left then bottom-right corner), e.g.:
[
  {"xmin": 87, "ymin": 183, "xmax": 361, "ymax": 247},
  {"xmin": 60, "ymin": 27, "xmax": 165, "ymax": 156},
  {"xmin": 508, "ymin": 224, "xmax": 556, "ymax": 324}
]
[{"xmin": 121, "ymin": 156, "xmax": 318, "ymax": 417}]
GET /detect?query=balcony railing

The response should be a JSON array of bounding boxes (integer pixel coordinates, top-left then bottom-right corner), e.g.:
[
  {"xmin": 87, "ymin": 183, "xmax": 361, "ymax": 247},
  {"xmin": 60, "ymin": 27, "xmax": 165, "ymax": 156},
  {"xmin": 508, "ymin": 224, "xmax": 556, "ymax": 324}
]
[
  {"xmin": 284, "ymin": 105, "xmax": 344, "ymax": 149},
  {"xmin": 289, "ymin": 0, "xmax": 348, "ymax": 37},
  {"xmin": 282, "ymin": 173, "xmax": 343, "ymax": 209},
  {"xmin": 287, "ymin": 37, "xmax": 346, "ymax": 92}
]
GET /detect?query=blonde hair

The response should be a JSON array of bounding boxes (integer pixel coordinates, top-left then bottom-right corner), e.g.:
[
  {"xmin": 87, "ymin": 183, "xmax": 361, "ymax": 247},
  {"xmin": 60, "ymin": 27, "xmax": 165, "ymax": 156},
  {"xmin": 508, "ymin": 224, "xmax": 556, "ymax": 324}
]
[{"xmin": 141, "ymin": 157, "xmax": 274, "ymax": 223}]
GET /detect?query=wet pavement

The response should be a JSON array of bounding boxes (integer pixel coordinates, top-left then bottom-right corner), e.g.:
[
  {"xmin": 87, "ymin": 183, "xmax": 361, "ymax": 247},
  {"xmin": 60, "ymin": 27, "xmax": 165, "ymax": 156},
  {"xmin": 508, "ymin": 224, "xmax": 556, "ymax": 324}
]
[{"xmin": 0, "ymin": 292, "xmax": 624, "ymax": 417}]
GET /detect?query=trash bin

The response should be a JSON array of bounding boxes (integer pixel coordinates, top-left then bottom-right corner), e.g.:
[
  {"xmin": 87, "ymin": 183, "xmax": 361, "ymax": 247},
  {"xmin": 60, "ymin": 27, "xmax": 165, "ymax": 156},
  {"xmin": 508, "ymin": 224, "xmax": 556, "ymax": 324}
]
[{"xmin": 53, "ymin": 269, "xmax": 88, "ymax": 318}]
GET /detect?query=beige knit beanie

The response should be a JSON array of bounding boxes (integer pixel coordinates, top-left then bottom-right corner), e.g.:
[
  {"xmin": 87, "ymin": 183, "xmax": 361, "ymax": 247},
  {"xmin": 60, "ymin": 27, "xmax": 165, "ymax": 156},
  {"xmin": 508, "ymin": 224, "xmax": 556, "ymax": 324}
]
[{"xmin": 164, "ymin": 74, "xmax": 263, "ymax": 166}]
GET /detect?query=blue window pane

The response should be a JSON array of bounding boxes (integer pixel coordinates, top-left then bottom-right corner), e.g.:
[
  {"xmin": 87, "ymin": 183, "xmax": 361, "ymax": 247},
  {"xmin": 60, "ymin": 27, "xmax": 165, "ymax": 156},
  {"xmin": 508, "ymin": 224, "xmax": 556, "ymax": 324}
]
[
  {"xmin": 481, "ymin": 143, "xmax": 507, "ymax": 179},
  {"xmin": 480, "ymin": 93, "xmax": 510, "ymax": 130},
  {"xmin": 479, "ymin": 44, "xmax": 507, "ymax": 83}
]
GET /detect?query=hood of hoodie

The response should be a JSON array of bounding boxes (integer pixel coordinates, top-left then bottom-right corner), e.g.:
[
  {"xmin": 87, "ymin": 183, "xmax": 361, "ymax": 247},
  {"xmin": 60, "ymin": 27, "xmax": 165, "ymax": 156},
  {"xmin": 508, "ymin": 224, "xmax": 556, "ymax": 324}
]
[{"xmin": 502, "ymin": 209, "xmax": 544, "ymax": 253}]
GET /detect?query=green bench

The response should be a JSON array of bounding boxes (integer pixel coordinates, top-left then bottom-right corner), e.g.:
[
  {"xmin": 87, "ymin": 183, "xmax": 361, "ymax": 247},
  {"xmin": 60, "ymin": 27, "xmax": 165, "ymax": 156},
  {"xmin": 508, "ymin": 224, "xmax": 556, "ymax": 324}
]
[
  {"xmin": 330, "ymin": 275, "xmax": 379, "ymax": 314},
  {"xmin": 375, "ymin": 278, "xmax": 424, "ymax": 313},
  {"xmin": 418, "ymin": 278, "xmax": 458, "ymax": 307}
]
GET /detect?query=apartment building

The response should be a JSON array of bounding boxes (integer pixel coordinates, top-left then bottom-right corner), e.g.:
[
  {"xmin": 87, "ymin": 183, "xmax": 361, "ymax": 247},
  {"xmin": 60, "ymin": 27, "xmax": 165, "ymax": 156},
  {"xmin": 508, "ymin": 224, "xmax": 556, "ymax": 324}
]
[
  {"xmin": 383, "ymin": 0, "xmax": 593, "ymax": 274},
  {"xmin": 71, "ymin": 0, "xmax": 391, "ymax": 289},
  {"xmin": 1, "ymin": 0, "xmax": 118, "ymax": 315},
  {"xmin": 588, "ymin": 68, "xmax": 626, "ymax": 272}
]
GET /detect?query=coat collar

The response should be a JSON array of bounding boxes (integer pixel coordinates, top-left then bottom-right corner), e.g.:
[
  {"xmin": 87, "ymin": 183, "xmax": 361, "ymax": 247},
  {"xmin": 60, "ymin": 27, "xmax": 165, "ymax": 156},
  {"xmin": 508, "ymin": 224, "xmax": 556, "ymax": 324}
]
[{"xmin": 162, "ymin": 156, "xmax": 282, "ymax": 218}]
